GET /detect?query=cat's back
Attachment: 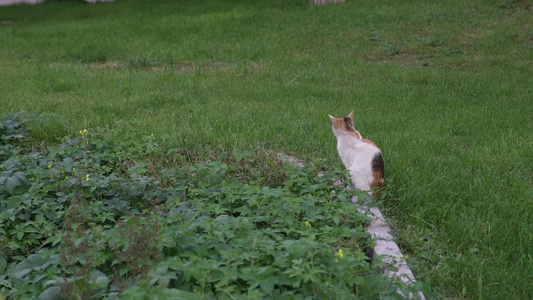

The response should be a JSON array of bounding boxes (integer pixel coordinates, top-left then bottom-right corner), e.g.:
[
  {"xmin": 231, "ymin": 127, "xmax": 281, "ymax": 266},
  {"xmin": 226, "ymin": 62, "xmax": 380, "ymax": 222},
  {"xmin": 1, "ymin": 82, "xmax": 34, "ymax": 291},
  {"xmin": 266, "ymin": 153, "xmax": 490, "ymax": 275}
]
[
  {"xmin": 349, "ymin": 139, "xmax": 384, "ymax": 193},
  {"xmin": 349, "ymin": 138, "xmax": 381, "ymax": 168}
]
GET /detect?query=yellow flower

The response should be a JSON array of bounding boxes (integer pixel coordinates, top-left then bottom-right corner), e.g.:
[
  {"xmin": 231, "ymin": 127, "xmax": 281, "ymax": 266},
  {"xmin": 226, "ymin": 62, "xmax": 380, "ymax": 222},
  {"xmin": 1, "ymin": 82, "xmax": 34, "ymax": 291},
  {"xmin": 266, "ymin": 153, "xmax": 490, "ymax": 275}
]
[
  {"xmin": 65, "ymin": 176, "xmax": 69, "ymax": 180},
  {"xmin": 335, "ymin": 249, "xmax": 344, "ymax": 259},
  {"xmin": 85, "ymin": 174, "xmax": 90, "ymax": 181},
  {"xmin": 305, "ymin": 221, "xmax": 311, "ymax": 228}
]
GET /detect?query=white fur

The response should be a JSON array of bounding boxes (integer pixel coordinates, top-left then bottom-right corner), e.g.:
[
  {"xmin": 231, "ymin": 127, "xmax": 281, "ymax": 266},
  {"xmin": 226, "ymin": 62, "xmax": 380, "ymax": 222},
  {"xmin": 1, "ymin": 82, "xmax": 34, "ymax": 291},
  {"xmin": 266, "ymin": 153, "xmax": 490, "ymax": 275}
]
[{"xmin": 331, "ymin": 125, "xmax": 381, "ymax": 191}]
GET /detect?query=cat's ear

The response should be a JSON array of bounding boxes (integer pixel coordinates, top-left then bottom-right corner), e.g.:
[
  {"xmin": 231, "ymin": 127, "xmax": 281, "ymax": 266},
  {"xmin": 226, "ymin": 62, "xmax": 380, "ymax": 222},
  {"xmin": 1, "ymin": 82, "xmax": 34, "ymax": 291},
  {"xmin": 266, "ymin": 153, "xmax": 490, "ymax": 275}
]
[
  {"xmin": 329, "ymin": 114, "xmax": 340, "ymax": 128},
  {"xmin": 347, "ymin": 111, "xmax": 354, "ymax": 120}
]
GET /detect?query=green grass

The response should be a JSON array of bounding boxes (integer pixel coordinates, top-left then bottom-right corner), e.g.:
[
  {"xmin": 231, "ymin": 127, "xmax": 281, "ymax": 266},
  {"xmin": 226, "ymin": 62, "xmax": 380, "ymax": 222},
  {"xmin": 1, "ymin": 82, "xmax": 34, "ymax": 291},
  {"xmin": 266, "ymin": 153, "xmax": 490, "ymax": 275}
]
[{"xmin": 1, "ymin": 0, "xmax": 532, "ymax": 298}]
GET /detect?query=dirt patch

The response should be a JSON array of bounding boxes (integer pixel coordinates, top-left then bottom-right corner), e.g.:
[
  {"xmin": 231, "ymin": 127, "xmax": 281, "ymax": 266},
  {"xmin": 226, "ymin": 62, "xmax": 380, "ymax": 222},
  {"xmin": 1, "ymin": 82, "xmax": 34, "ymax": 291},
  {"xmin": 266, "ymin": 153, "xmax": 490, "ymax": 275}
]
[
  {"xmin": 172, "ymin": 61, "xmax": 235, "ymax": 74},
  {"xmin": 1, "ymin": 20, "xmax": 13, "ymax": 26},
  {"xmin": 99, "ymin": 61, "xmax": 120, "ymax": 71},
  {"xmin": 277, "ymin": 152, "xmax": 306, "ymax": 169},
  {"xmin": 85, "ymin": 60, "xmax": 243, "ymax": 74},
  {"xmin": 365, "ymin": 52, "xmax": 430, "ymax": 68}
]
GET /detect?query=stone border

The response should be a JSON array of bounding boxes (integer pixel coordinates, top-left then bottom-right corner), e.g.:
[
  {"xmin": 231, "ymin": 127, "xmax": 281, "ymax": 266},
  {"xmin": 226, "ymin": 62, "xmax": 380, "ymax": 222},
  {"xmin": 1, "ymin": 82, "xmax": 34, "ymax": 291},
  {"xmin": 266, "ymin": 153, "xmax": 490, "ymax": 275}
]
[
  {"xmin": 278, "ymin": 153, "xmax": 425, "ymax": 299},
  {"xmin": 354, "ymin": 196, "xmax": 425, "ymax": 299}
]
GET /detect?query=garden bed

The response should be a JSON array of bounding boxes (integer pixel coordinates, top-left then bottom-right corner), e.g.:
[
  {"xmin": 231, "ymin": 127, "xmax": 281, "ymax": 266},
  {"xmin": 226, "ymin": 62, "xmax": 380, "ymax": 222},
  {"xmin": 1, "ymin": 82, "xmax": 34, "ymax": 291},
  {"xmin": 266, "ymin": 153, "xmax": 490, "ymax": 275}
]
[{"xmin": 0, "ymin": 113, "xmax": 419, "ymax": 299}]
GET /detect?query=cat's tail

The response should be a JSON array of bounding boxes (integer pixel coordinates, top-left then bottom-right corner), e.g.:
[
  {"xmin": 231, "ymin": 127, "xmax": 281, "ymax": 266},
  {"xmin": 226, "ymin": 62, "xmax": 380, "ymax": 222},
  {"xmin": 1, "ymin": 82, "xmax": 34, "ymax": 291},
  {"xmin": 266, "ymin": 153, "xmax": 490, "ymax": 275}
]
[
  {"xmin": 371, "ymin": 170, "xmax": 384, "ymax": 197},
  {"xmin": 370, "ymin": 152, "xmax": 384, "ymax": 197}
]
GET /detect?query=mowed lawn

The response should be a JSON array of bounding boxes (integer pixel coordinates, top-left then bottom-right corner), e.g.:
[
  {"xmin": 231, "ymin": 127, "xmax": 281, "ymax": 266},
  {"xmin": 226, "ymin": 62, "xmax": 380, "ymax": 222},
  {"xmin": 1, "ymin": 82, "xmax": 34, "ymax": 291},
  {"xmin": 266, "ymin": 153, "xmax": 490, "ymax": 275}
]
[{"xmin": 1, "ymin": 0, "xmax": 532, "ymax": 298}]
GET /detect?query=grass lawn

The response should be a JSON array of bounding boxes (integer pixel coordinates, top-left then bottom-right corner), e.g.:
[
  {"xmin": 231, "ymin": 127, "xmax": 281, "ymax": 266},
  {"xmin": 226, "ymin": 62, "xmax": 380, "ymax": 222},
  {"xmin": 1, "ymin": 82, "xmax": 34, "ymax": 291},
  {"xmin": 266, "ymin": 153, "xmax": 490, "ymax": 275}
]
[{"xmin": 0, "ymin": 0, "xmax": 532, "ymax": 298}]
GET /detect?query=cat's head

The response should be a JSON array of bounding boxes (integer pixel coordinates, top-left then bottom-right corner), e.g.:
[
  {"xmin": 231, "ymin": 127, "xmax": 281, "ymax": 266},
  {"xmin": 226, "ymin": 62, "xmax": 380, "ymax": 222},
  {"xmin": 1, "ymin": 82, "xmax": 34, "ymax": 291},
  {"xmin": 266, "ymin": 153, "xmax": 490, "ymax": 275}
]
[{"xmin": 328, "ymin": 111, "xmax": 362, "ymax": 139}]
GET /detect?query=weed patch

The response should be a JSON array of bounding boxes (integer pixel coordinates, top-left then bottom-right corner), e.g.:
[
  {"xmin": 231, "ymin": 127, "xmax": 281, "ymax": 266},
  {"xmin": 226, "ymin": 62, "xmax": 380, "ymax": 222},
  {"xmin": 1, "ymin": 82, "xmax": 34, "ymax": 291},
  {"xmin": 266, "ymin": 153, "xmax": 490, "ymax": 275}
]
[{"xmin": 0, "ymin": 113, "xmax": 419, "ymax": 299}]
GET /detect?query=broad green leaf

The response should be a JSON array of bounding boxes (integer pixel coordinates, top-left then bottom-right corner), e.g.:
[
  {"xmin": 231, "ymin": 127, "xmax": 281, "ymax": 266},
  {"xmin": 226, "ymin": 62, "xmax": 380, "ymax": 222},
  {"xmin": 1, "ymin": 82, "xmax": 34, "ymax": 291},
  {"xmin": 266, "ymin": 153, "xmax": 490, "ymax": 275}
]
[
  {"xmin": 61, "ymin": 157, "xmax": 75, "ymax": 170},
  {"xmin": 247, "ymin": 289, "xmax": 265, "ymax": 298},
  {"xmin": 162, "ymin": 288, "xmax": 200, "ymax": 300},
  {"xmin": 332, "ymin": 215, "xmax": 341, "ymax": 226},
  {"xmin": 281, "ymin": 239, "xmax": 312, "ymax": 257},
  {"xmin": 11, "ymin": 261, "xmax": 32, "ymax": 278},
  {"xmin": 23, "ymin": 225, "xmax": 38, "ymax": 234},
  {"xmin": 6, "ymin": 196, "xmax": 22, "ymax": 209},
  {"xmin": 44, "ymin": 277, "xmax": 68, "ymax": 288},
  {"xmin": 120, "ymin": 286, "xmax": 151, "ymax": 300},
  {"xmin": 3, "ymin": 172, "xmax": 28, "ymax": 195},
  {"xmin": 89, "ymin": 270, "xmax": 109, "ymax": 289},
  {"xmin": 39, "ymin": 286, "xmax": 62, "ymax": 300},
  {"xmin": 11, "ymin": 254, "xmax": 60, "ymax": 279},
  {"xmin": 260, "ymin": 280, "xmax": 275, "ymax": 295},
  {"xmin": 27, "ymin": 254, "xmax": 45, "ymax": 267},
  {"xmin": 214, "ymin": 214, "xmax": 231, "ymax": 225},
  {"xmin": 0, "ymin": 171, "xmax": 14, "ymax": 177},
  {"xmin": 207, "ymin": 269, "xmax": 224, "ymax": 283},
  {"xmin": 43, "ymin": 236, "xmax": 62, "ymax": 247}
]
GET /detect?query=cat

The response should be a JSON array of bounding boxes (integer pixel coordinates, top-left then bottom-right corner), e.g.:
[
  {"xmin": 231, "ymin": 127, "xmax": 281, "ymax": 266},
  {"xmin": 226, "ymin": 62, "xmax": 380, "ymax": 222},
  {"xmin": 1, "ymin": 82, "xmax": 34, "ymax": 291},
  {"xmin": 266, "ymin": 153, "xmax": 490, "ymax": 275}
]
[{"xmin": 329, "ymin": 111, "xmax": 384, "ymax": 197}]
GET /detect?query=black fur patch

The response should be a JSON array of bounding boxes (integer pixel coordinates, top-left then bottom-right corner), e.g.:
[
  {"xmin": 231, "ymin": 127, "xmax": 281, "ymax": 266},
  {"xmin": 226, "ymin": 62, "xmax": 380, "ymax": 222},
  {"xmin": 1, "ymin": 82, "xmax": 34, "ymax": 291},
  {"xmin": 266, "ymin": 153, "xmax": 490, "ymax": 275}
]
[
  {"xmin": 343, "ymin": 117, "xmax": 355, "ymax": 131},
  {"xmin": 371, "ymin": 152, "xmax": 384, "ymax": 175}
]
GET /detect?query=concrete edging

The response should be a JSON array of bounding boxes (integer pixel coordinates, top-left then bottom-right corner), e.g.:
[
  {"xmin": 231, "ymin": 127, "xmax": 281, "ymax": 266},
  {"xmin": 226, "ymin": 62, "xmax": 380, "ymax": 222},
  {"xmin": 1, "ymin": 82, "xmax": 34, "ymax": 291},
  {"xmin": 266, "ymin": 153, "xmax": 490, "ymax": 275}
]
[{"xmin": 353, "ymin": 196, "xmax": 425, "ymax": 299}]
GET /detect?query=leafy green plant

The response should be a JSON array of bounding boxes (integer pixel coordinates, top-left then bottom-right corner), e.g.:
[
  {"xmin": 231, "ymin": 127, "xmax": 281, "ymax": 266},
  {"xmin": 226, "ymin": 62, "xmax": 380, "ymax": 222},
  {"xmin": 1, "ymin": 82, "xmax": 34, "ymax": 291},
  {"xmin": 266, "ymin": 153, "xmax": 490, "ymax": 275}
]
[
  {"xmin": 0, "ymin": 112, "xmax": 417, "ymax": 299},
  {"xmin": 0, "ymin": 112, "xmax": 31, "ymax": 162}
]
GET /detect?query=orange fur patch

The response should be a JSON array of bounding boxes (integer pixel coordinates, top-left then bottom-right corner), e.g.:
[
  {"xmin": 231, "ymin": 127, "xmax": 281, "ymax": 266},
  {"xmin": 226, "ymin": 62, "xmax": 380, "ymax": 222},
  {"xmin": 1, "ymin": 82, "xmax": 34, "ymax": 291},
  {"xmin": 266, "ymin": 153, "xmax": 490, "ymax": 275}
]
[
  {"xmin": 370, "ymin": 170, "xmax": 383, "ymax": 197},
  {"xmin": 348, "ymin": 131, "xmax": 362, "ymax": 139},
  {"xmin": 362, "ymin": 139, "xmax": 377, "ymax": 147}
]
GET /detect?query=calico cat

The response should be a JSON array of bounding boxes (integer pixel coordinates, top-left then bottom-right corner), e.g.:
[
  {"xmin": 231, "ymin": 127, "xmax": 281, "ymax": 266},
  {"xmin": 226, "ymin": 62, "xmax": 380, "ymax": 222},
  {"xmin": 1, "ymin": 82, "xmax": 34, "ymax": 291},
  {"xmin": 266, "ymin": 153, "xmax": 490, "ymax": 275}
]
[{"xmin": 329, "ymin": 111, "xmax": 384, "ymax": 196}]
